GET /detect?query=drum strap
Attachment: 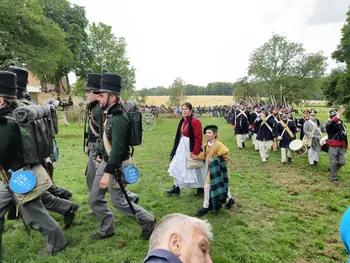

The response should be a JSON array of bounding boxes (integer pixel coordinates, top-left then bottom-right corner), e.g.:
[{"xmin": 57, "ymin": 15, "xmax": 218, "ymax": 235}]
[{"xmin": 280, "ymin": 120, "xmax": 294, "ymax": 138}]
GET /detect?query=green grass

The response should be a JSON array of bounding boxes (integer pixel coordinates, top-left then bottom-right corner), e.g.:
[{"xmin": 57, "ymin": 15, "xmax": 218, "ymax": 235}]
[{"xmin": 2, "ymin": 108, "xmax": 350, "ymax": 263}]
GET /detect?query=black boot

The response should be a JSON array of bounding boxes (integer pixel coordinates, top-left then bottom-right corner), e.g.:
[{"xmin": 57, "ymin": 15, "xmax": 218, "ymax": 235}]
[
  {"xmin": 195, "ymin": 208, "xmax": 209, "ymax": 217},
  {"xmin": 141, "ymin": 218, "xmax": 157, "ymax": 240},
  {"xmin": 64, "ymin": 204, "xmax": 79, "ymax": 229},
  {"xmin": 288, "ymin": 157, "xmax": 292, "ymax": 163},
  {"xmin": 314, "ymin": 161, "xmax": 318, "ymax": 166},
  {"xmin": 166, "ymin": 185, "xmax": 180, "ymax": 196},
  {"xmin": 194, "ymin": 188, "xmax": 204, "ymax": 196},
  {"xmin": 242, "ymin": 142, "xmax": 246, "ymax": 148},
  {"xmin": 0, "ymin": 219, "xmax": 3, "ymax": 261},
  {"xmin": 225, "ymin": 198, "xmax": 235, "ymax": 209}
]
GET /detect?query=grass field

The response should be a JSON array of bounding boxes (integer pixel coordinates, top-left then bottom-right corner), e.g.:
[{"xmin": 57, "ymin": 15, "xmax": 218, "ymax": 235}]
[{"xmin": 2, "ymin": 108, "xmax": 350, "ymax": 263}]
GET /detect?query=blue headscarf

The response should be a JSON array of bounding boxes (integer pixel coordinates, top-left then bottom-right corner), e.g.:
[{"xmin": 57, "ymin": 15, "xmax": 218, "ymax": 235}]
[{"xmin": 340, "ymin": 207, "xmax": 350, "ymax": 262}]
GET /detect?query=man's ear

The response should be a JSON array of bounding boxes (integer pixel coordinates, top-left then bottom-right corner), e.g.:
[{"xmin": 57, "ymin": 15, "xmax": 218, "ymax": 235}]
[
  {"xmin": 0, "ymin": 97, "xmax": 4, "ymax": 107},
  {"xmin": 168, "ymin": 233, "xmax": 182, "ymax": 257}
]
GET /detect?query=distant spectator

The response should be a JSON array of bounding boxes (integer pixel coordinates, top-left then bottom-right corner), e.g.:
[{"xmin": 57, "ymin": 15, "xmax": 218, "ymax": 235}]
[{"xmin": 143, "ymin": 213, "xmax": 213, "ymax": 263}]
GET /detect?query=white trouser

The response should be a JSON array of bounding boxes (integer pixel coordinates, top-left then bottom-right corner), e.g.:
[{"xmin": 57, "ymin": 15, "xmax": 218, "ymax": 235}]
[
  {"xmin": 308, "ymin": 148, "xmax": 320, "ymax": 165},
  {"xmin": 281, "ymin": 148, "xmax": 292, "ymax": 163},
  {"xmin": 259, "ymin": 140, "xmax": 273, "ymax": 162},
  {"xmin": 252, "ymin": 134, "xmax": 259, "ymax": 150},
  {"xmin": 203, "ymin": 183, "xmax": 233, "ymax": 208},
  {"xmin": 236, "ymin": 134, "xmax": 246, "ymax": 148}
]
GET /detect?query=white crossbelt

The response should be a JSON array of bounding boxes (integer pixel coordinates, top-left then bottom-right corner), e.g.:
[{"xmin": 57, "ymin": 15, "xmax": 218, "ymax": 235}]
[{"xmin": 261, "ymin": 115, "xmax": 273, "ymax": 133}]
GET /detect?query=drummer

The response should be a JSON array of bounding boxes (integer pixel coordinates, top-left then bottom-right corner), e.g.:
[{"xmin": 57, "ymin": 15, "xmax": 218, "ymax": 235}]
[{"xmin": 303, "ymin": 110, "xmax": 326, "ymax": 166}]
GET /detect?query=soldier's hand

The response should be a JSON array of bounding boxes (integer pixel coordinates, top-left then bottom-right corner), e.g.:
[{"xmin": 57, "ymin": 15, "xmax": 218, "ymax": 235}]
[{"xmin": 100, "ymin": 173, "xmax": 110, "ymax": 189}]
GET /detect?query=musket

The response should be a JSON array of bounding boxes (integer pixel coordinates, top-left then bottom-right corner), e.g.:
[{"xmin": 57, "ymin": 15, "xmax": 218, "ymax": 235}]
[
  {"xmin": 273, "ymin": 95, "xmax": 277, "ymax": 105},
  {"xmin": 0, "ymin": 167, "xmax": 31, "ymax": 239},
  {"xmin": 83, "ymin": 107, "xmax": 89, "ymax": 154},
  {"xmin": 257, "ymin": 93, "xmax": 261, "ymax": 103},
  {"xmin": 114, "ymin": 170, "xmax": 137, "ymax": 220},
  {"xmin": 283, "ymin": 95, "xmax": 287, "ymax": 108}
]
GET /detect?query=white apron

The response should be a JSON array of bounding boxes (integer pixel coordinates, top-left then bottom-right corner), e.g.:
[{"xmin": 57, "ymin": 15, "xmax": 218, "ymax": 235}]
[{"xmin": 168, "ymin": 136, "xmax": 207, "ymax": 189}]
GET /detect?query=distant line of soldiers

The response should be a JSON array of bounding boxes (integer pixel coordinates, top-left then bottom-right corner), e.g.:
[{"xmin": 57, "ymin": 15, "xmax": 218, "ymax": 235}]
[{"xmin": 226, "ymin": 101, "xmax": 348, "ymax": 185}]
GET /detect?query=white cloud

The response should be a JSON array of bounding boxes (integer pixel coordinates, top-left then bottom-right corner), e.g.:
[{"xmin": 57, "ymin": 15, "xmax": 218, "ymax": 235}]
[
  {"xmin": 307, "ymin": 0, "xmax": 349, "ymax": 25},
  {"xmin": 70, "ymin": 0, "xmax": 348, "ymax": 89}
]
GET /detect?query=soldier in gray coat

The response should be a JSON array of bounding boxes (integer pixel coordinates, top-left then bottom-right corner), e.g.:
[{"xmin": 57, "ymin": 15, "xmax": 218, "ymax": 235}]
[{"xmin": 303, "ymin": 110, "xmax": 326, "ymax": 166}]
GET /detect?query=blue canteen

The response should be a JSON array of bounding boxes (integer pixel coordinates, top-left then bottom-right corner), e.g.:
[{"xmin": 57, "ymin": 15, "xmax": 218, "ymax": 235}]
[
  {"xmin": 122, "ymin": 165, "xmax": 140, "ymax": 184},
  {"xmin": 8, "ymin": 169, "xmax": 37, "ymax": 194}
]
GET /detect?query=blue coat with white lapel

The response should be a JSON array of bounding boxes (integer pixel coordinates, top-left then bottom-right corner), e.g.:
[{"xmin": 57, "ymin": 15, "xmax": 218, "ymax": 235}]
[{"xmin": 256, "ymin": 115, "xmax": 276, "ymax": 141}]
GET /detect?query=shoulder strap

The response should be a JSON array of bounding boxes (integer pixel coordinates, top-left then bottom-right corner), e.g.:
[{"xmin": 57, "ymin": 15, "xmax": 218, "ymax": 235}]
[{"xmin": 279, "ymin": 120, "xmax": 294, "ymax": 138}]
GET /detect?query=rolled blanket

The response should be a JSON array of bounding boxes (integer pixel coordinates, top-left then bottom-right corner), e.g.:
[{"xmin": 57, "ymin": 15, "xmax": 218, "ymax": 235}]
[
  {"xmin": 14, "ymin": 105, "xmax": 51, "ymax": 123},
  {"xmin": 41, "ymin": 104, "xmax": 51, "ymax": 118},
  {"xmin": 14, "ymin": 105, "xmax": 40, "ymax": 123}
]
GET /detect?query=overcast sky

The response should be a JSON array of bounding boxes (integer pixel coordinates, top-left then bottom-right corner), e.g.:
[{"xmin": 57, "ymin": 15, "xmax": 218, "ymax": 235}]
[{"xmin": 70, "ymin": 0, "xmax": 349, "ymax": 90}]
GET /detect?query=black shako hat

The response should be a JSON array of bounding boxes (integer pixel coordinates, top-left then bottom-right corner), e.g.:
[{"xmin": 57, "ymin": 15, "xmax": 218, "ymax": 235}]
[
  {"xmin": 203, "ymin": 125, "xmax": 218, "ymax": 134},
  {"xmin": 7, "ymin": 66, "xmax": 28, "ymax": 90},
  {"xmin": 0, "ymin": 71, "xmax": 17, "ymax": 99},
  {"xmin": 83, "ymin": 73, "xmax": 102, "ymax": 91},
  {"xmin": 99, "ymin": 73, "xmax": 122, "ymax": 93}
]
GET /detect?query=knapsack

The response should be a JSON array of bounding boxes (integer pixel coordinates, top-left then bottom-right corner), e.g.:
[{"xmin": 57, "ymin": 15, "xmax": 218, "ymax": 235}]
[
  {"xmin": 127, "ymin": 110, "xmax": 142, "ymax": 146},
  {"xmin": 124, "ymin": 100, "xmax": 143, "ymax": 147}
]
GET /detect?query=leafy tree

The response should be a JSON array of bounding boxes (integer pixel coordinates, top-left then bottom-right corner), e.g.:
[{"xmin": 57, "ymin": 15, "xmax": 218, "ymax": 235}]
[
  {"xmin": 81, "ymin": 22, "xmax": 136, "ymax": 97},
  {"xmin": 167, "ymin": 78, "xmax": 186, "ymax": 106},
  {"xmin": 248, "ymin": 33, "xmax": 327, "ymax": 103},
  {"xmin": 37, "ymin": 0, "xmax": 89, "ymax": 94},
  {"xmin": 322, "ymin": 8, "xmax": 350, "ymax": 120},
  {"xmin": 332, "ymin": 9, "xmax": 350, "ymax": 66},
  {"xmin": 233, "ymin": 77, "xmax": 262, "ymax": 101},
  {"xmin": 0, "ymin": 0, "xmax": 67, "ymax": 79}
]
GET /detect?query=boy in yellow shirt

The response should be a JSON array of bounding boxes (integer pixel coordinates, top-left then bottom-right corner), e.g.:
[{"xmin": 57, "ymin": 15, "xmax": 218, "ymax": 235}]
[{"xmin": 192, "ymin": 125, "xmax": 235, "ymax": 216}]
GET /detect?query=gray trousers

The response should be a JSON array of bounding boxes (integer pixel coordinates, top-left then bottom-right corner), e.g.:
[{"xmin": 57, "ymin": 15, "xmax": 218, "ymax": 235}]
[
  {"xmin": 328, "ymin": 146, "xmax": 346, "ymax": 180},
  {"xmin": 48, "ymin": 184, "xmax": 69, "ymax": 197},
  {"xmin": 89, "ymin": 160, "xmax": 155, "ymax": 236},
  {"xmin": 86, "ymin": 142, "xmax": 99, "ymax": 192},
  {"xmin": 0, "ymin": 182, "xmax": 67, "ymax": 256},
  {"xmin": 41, "ymin": 191, "xmax": 74, "ymax": 215}
]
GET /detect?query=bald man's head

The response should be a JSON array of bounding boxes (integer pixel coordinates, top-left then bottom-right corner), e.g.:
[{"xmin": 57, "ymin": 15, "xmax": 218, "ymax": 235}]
[{"xmin": 149, "ymin": 213, "xmax": 213, "ymax": 263}]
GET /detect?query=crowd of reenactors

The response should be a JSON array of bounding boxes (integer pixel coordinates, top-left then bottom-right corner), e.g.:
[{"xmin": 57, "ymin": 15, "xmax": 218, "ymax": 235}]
[
  {"xmin": 0, "ymin": 66, "xmax": 156, "ymax": 260},
  {"xmin": 225, "ymin": 102, "xmax": 347, "ymax": 186}
]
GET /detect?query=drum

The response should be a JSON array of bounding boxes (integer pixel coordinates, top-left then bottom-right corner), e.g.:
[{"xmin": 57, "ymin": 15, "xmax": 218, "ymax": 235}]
[{"xmin": 289, "ymin": 139, "xmax": 308, "ymax": 155}]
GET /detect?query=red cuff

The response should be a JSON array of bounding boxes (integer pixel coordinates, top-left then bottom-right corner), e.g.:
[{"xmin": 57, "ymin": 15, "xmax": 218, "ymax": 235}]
[{"xmin": 332, "ymin": 116, "xmax": 340, "ymax": 123}]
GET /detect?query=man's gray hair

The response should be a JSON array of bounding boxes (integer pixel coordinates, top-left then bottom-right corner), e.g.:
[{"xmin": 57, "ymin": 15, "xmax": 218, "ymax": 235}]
[{"xmin": 148, "ymin": 213, "xmax": 213, "ymax": 251}]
